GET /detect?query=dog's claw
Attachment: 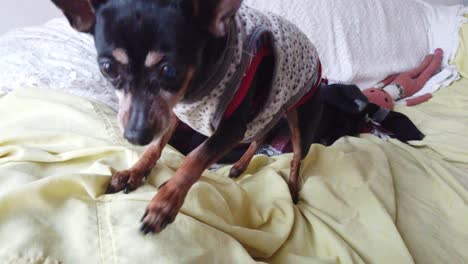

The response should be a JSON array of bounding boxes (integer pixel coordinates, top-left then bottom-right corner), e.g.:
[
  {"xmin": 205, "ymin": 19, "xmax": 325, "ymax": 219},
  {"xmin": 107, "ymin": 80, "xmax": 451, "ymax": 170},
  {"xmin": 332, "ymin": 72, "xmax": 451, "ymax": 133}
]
[
  {"xmin": 140, "ymin": 223, "xmax": 150, "ymax": 235},
  {"xmin": 141, "ymin": 210, "xmax": 148, "ymax": 222},
  {"xmin": 143, "ymin": 170, "xmax": 151, "ymax": 179},
  {"xmin": 288, "ymin": 182, "xmax": 299, "ymax": 204},
  {"xmin": 229, "ymin": 167, "xmax": 244, "ymax": 179},
  {"xmin": 292, "ymin": 194, "xmax": 299, "ymax": 204}
]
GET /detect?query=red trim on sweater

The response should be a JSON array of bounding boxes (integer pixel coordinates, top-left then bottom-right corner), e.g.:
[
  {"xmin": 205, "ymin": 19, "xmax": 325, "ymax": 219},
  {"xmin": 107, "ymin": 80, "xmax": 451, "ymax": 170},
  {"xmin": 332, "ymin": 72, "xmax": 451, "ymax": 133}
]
[
  {"xmin": 223, "ymin": 45, "xmax": 322, "ymax": 119},
  {"xmin": 223, "ymin": 46, "xmax": 273, "ymax": 119},
  {"xmin": 288, "ymin": 62, "xmax": 322, "ymax": 111}
]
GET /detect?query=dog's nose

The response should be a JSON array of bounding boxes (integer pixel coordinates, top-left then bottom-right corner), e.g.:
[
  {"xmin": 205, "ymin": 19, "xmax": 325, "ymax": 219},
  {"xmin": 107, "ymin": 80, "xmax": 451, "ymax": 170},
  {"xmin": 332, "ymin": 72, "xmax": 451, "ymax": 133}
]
[{"xmin": 124, "ymin": 128, "xmax": 154, "ymax": 146}]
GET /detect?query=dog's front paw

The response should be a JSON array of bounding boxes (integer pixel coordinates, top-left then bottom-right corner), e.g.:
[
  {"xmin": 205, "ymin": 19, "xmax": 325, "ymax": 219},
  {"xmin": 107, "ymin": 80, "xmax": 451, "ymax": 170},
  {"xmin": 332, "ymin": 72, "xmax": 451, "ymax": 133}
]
[
  {"xmin": 140, "ymin": 182, "xmax": 186, "ymax": 235},
  {"xmin": 106, "ymin": 169, "xmax": 148, "ymax": 194}
]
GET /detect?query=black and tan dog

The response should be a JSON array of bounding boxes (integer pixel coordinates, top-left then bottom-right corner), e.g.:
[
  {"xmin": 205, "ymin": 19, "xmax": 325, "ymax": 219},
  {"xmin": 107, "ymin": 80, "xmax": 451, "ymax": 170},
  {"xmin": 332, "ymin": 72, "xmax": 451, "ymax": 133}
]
[{"xmin": 50, "ymin": 0, "xmax": 424, "ymax": 234}]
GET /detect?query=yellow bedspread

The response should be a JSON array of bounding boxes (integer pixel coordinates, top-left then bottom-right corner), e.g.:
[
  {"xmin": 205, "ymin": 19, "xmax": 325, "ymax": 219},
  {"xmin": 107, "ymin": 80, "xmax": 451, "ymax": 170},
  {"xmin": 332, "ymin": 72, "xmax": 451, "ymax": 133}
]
[{"xmin": 1, "ymin": 37, "xmax": 468, "ymax": 264}]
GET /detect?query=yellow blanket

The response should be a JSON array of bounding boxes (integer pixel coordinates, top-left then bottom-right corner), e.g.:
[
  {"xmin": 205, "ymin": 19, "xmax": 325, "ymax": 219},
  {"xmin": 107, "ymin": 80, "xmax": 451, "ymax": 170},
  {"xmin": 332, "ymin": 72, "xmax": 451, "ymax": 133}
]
[{"xmin": 1, "ymin": 40, "xmax": 468, "ymax": 264}]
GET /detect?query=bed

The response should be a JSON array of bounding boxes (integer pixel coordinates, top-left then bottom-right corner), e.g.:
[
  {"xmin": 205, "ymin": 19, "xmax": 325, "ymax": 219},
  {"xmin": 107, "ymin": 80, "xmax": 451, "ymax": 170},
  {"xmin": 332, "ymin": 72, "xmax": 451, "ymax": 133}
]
[{"xmin": 0, "ymin": 1, "xmax": 467, "ymax": 264}]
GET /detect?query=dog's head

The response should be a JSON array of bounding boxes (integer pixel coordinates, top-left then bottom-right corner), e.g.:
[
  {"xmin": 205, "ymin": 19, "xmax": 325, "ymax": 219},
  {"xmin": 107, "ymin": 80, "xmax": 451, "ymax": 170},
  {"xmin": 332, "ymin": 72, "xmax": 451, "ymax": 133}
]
[{"xmin": 51, "ymin": 0, "xmax": 242, "ymax": 145}]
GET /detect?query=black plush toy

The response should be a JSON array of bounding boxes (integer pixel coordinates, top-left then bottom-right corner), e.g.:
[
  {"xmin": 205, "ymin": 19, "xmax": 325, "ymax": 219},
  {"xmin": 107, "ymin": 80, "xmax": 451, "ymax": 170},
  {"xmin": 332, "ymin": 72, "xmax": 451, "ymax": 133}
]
[{"xmin": 317, "ymin": 83, "xmax": 425, "ymax": 146}]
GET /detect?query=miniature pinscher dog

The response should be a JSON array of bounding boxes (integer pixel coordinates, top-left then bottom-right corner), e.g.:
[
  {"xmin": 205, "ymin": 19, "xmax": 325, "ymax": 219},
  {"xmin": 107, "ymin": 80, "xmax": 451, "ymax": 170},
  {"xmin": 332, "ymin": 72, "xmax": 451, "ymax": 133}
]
[{"xmin": 50, "ymin": 0, "xmax": 424, "ymax": 235}]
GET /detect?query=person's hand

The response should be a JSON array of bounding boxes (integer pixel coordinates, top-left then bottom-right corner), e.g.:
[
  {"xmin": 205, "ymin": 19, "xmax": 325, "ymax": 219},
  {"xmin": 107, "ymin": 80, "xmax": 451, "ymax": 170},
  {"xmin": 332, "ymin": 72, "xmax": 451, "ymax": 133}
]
[{"xmin": 392, "ymin": 49, "xmax": 443, "ymax": 98}]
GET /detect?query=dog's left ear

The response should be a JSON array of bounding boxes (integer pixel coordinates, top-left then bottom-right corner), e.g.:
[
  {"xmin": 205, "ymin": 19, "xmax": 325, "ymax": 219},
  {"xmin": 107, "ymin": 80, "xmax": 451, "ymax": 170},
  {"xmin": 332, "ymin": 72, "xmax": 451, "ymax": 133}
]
[
  {"xmin": 51, "ymin": 0, "xmax": 108, "ymax": 33},
  {"xmin": 188, "ymin": 0, "xmax": 242, "ymax": 37}
]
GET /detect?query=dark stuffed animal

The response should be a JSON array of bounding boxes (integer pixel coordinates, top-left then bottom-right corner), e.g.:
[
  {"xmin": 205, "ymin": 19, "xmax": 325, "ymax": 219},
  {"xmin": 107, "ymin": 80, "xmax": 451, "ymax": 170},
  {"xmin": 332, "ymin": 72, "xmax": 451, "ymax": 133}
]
[{"xmin": 316, "ymin": 83, "xmax": 425, "ymax": 146}]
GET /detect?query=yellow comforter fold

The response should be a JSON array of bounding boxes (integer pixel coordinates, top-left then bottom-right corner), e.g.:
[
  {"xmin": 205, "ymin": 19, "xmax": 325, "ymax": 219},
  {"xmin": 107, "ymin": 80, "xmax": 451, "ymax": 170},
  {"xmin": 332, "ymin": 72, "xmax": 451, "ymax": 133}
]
[{"xmin": 0, "ymin": 80, "xmax": 467, "ymax": 264}]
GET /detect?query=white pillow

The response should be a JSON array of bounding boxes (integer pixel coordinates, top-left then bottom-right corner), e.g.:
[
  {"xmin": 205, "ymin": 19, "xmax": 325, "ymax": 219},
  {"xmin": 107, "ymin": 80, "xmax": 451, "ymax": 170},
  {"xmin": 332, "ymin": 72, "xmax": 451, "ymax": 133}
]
[
  {"xmin": 0, "ymin": 19, "xmax": 118, "ymax": 110},
  {"xmin": 244, "ymin": 0, "xmax": 465, "ymax": 91}
]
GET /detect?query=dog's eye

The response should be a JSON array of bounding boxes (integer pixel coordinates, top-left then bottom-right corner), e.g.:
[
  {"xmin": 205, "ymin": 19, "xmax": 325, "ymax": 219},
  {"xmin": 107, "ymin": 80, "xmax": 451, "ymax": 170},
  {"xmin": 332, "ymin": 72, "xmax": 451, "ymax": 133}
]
[
  {"xmin": 99, "ymin": 59, "xmax": 120, "ymax": 80},
  {"xmin": 160, "ymin": 63, "xmax": 177, "ymax": 80}
]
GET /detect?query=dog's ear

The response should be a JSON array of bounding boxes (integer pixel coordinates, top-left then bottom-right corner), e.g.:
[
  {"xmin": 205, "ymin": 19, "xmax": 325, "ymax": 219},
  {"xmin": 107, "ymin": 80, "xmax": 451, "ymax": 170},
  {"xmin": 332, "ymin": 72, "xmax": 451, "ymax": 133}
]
[
  {"xmin": 322, "ymin": 84, "xmax": 369, "ymax": 114},
  {"xmin": 51, "ymin": 0, "xmax": 108, "ymax": 33},
  {"xmin": 188, "ymin": 0, "xmax": 242, "ymax": 37}
]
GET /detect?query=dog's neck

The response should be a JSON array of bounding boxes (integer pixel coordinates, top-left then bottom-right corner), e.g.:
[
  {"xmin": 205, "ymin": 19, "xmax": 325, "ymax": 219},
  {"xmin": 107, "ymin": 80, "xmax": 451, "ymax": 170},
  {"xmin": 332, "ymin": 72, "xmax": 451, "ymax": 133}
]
[
  {"xmin": 188, "ymin": 35, "xmax": 228, "ymax": 95},
  {"xmin": 202, "ymin": 37, "xmax": 227, "ymax": 70}
]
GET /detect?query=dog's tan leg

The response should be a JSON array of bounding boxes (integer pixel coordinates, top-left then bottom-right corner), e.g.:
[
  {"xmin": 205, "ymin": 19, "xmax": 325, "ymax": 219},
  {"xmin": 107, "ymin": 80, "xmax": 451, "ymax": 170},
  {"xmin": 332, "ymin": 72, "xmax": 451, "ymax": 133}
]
[
  {"xmin": 140, "ymin": 114, "xmax": 246, "ymax": 234},
  {"xmin": 139, "ymin": 148, "xmax": 208, "ymax": 234},
  {"xmin": 287, "ymin": 109, "xmax": 302, "ymax": 204},
  {"xmin": 107, "ymin": 115, "xmax": 179, "ymax": 194},
  {"xmin": 229, "ymin": 138, "xmax": 264, "ymax": 178}
]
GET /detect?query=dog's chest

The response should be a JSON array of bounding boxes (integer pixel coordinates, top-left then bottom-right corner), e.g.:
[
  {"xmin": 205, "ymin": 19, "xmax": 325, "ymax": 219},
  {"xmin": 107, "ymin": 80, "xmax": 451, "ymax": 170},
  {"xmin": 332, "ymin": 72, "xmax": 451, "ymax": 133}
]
[{"xmin": 173, "ymin": 5, "xmax": 321, "ymax": 143}]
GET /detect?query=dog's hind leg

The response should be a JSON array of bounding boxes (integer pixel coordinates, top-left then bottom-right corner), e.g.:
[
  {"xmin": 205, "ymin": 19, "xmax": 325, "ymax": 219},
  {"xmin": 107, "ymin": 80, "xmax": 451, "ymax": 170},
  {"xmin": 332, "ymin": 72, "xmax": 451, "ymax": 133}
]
[
  {"xmin": 229, "ymin": 137, "xmax": 265, "ymax": 178},
  {"xmin": 287, "ymin": 109, "xmax": 302, "ymax": 204}
]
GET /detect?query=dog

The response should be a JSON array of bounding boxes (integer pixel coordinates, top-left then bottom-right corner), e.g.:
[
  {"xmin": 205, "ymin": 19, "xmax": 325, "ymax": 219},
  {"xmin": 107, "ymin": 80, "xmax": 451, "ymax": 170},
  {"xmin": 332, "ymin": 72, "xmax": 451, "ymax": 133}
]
[{"xmin": 50, "ymin": 0, "xmax": 424, "ymax": 235}]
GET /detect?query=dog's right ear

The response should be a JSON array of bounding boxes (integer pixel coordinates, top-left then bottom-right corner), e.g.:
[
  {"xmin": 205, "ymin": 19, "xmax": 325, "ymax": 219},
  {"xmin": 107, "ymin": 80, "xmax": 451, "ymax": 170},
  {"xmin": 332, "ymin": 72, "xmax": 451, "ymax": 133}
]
[
  {"xmin": 51, "ymin": 0, "xmax": 108, "ymax": 33},
  {"xmin": 186, "ymin": 0, "xmax": 243, "ymax": 37}
]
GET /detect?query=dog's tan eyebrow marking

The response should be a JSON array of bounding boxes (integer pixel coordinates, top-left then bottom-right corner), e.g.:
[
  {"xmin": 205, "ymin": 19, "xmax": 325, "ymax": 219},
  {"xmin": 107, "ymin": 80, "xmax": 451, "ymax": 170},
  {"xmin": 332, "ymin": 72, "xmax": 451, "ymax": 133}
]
[
  {"xmin": 145, "ymin": 51, "xmax": 164, "ymax": 68},
  {"xmin": 112, "ymin": 48, "xmax": 129, "ymax": 65}
]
